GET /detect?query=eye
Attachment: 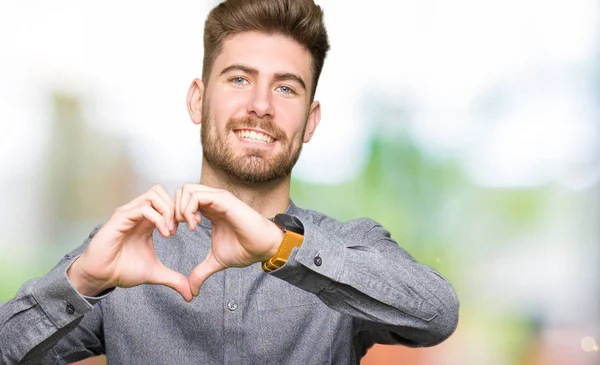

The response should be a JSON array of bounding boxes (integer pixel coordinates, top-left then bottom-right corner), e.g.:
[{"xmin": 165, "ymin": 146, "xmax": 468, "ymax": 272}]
[
  {"xmin": 277, "ymin": 85, "xmax": 295, "ymax": 95},
  {"xmin": 230, "ymin": 77, "xmax": 249, "ymax": 86}
]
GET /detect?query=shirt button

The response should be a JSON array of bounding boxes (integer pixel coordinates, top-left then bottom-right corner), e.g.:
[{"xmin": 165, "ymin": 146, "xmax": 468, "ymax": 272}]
[
  {"xmin": 227, "ymin": 300, "xmax": 238, "ymax": 311},
  {"xmin": 66, "ymin": 303, "xmax": 75, "ymax": 314},
  {"xmin": 313, "ymin": 255, "xmax": 322, "ymax": 266}
]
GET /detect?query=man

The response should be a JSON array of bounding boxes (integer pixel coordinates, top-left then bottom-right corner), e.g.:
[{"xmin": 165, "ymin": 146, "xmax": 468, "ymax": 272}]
[{"xmin": 0, "ymin": 0, "xmax": 459, "ymax": 364}]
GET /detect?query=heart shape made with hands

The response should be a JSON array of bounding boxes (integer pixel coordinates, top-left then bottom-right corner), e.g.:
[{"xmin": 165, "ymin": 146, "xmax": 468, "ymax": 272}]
[{"xmin": 68, "ymin": 184, "xmax": 283, "ymax": 303}]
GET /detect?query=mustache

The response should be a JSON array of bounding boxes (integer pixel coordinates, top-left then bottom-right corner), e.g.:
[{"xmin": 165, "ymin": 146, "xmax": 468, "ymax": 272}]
[{"xmin": 226, "ymin": 116, "xmax": 287, "ymax": 141}]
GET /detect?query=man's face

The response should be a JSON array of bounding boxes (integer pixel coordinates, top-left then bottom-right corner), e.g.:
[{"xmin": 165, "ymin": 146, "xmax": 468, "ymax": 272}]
[{"xmin": 199, "ymin": 31, "xmax": 319, "ymax": 184}]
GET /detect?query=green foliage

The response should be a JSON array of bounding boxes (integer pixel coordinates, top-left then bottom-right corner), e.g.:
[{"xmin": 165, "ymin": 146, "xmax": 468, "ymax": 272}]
[
  {"xmin": 292, "ymin": 133, "xmax": 468, "ymax": 274},
  {"xmin": 292, "ymin": 127, "xmax": 548, "ymax": 290},
  {"xmin": 0, "ymin": 256, "xmax": 51, "ymax": 302}
]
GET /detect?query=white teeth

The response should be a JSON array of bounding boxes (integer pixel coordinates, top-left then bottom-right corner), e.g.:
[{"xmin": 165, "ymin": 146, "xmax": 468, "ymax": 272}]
[{"xmin": 235, "ymin": 130, "xmax": 274, "ymax": 143}]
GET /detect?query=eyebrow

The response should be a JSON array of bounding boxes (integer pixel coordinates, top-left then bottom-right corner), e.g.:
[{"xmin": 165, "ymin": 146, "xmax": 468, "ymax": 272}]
[
  {"xmin": 273, "ymin": 72, "xmax": 306, "ymax": 92},
  {"xmin": 219, "ymin": 63, "xmax": 307, "ymax": 91},
  {"xmin": 220, "ymin": 64, "xmax": 258, "ymax": 77}
]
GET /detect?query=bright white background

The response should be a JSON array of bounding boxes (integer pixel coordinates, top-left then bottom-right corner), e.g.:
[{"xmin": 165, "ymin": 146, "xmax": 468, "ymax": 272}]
[{"xmin": 1, "ymin": 0, "xmax": 597, "ymax": 187}]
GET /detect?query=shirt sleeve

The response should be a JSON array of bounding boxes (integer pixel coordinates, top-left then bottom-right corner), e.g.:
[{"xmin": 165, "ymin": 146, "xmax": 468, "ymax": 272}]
[
  {"xmin": 269, "ymin": 217, "xmax": 460, "ymax": 348},
  {"xmin": 0, "ymin": 226, "xmax": 110, "ymax": 365}
]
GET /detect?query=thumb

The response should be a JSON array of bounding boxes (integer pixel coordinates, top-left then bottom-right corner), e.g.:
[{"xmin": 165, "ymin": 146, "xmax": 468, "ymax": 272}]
[
  {"xmin": 189, "ymin": 252, "xmax": 224, "ymax": 297},
  {"xmin": 149, "ymin": 264, "xmax": 193, "ymax": 302}
]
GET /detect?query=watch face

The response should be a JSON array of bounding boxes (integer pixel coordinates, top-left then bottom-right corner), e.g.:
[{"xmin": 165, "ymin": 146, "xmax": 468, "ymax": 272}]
[{"xmin": 274, "ymin": 214, "xmax": 304, "ymax": 235}]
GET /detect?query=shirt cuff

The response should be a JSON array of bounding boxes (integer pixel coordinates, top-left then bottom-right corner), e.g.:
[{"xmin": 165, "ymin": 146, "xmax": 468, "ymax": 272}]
[
  {"xmin": 270, "ymin": 217, "xmax": 345, "ymax": 294},
  {"xmin": 32, "ymin": 257, "xmax": 112, "ymax": 329}
]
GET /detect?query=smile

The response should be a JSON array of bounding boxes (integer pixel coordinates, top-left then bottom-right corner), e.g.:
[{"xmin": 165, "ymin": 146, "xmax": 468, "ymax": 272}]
[{"xmin": 234, "ymin": 129, "xmax": 275, "ymax": 144}]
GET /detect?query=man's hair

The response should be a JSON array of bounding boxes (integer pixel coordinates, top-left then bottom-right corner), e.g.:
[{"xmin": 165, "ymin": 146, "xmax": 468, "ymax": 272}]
[{"xmin": 203, "ymin": 0, "xmax": 330, "ymax": 100}]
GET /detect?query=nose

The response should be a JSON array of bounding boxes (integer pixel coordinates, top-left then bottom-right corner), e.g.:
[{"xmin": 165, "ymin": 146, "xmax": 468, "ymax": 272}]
[{"xmin": 246, "ymin": 81, "xmax": 274, "ymax": 119}]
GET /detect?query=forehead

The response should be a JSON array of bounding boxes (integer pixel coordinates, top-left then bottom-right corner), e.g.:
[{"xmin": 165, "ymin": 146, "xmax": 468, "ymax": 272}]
[{"xmin": 212, "ymin": 31, "xmax": 313, "ymax": 85}]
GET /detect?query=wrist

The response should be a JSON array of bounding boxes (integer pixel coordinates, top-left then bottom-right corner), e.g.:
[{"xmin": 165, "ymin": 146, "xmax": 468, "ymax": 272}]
[
  {"xmin": 266, "ymin": 220, "xmax": 285, "ymax": 260},
  {"xmin": 67, "ymin": 257, "xmax": 112, "ymax": 297},
  {"xmin": 262, "ymin": 214, "xmax": 305, "ymax": 272}
]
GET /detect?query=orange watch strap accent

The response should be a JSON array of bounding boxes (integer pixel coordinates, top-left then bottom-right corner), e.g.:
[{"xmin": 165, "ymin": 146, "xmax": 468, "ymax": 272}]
[{"xmin": 262, "ymin": 230, "xmax": 304, "ymax": 272}]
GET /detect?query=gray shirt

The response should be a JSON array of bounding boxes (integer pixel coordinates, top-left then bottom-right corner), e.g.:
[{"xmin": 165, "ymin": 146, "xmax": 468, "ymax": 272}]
[{"xmin": 0, "ymin": 202, "xmax": 459, "ymax": 364}]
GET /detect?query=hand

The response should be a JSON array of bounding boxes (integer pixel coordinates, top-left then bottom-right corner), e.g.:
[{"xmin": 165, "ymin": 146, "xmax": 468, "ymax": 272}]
[
  {"xmin": 174, "ymin": 184, "xmax": 284, "ymax": 296},
  {"xmin": 67, "ymin": 185, "xmax": 193, "ymax": 302}
]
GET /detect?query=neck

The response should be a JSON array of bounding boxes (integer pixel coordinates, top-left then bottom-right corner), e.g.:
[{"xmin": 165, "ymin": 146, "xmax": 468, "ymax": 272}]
[{"xmin": 199, "ymin": 157, "xmax": 291, "ymax": 217}]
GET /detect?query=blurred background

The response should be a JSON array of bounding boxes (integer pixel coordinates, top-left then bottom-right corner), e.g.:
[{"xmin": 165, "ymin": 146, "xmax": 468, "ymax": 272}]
[{"xmin": 1, "ymin": 0, "xmax": 598, "ymax": 364}]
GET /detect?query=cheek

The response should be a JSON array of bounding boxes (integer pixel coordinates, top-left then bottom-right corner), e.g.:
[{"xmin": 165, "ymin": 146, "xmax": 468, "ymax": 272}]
[
  {"xmin": 210, "ymin": 89, "xmax": 248, "ymax": 125},
  {"xmin": 273, "ymin": 100, "xmax": 308, "ymax": 138}
]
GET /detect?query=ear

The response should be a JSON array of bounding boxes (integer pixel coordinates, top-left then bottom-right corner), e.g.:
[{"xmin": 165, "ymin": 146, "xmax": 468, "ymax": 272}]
[
  {"xmin": 186, "ymin": 78, "xmax": 205, "ymax": 125},
  {"xmin": 303, "ymin": 101, "xmax": 321, "ymax": 143}
]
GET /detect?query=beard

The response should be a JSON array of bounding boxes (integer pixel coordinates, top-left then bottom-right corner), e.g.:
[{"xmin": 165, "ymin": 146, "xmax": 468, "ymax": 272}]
[{"xmin": 200, "ymin": 105, "xmax": 305, "ymax": 185}]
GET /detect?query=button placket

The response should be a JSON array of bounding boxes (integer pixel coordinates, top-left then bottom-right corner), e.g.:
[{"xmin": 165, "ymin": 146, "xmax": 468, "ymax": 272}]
[{"xmin": 227, "ymin": 300, "xmax": 238, "ymax": 311}]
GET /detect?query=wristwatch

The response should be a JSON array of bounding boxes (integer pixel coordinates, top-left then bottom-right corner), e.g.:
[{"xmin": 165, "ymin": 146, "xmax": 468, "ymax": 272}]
[{"xmin": 262, "ymin": 214, "xmax": 304, "ymax": 272}]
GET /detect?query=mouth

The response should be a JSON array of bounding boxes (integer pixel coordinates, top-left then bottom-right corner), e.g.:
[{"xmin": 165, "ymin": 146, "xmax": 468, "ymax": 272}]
[{"xmin": 233, "ymin": 128, "xmax": 276, "ymax": 144}]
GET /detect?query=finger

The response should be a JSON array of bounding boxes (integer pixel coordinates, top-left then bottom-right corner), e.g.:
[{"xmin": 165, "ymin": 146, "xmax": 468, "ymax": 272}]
[
  {"xmin": 117, "ymin": 186, "xmax": 174, "ymax": 232},
  {"xmin": 151, "ymin": 185, "xmax": 175, "ymax": 208},
  {"xmin": 179, "ymin": 186, "xmax": 194, "ymax": 229},
  {"xmin": 179, "ymin": 184, "xmax": 226, "ymax": 230},
  {"xmin": 151, "ymin": 185, "xmax": 176, "ymax": 232},
  {"xmin": 174, "ymin": 188, "xmax": 185, "ymax": 223},
  {"xmin": 149, "ymin": 264, "xmax": 193, "ymax": 302},
  {"xmin": 180, "ymin": 183, "xmax": 223, "ymax": 210},
  {"xmin": 119, "ymin": 204, "xmax": 170, "ymax": 237},
  {"xmin": 140, "ymin": 205, "xmax": 171, "ymax": 237},
  {"xmin": 144, "ymin": 188, "xmax": 176, "ymax": 232},
  {"xmin": 183, "ymin": 196, "xmax": 199, "ymax": 231},
  {"xmin": 189, "ymin": 253, "xmax": 224, "ymax": 297},
  {"xmin": 183, "ymin": 191, "xmax": 221, "ymax": 231}
]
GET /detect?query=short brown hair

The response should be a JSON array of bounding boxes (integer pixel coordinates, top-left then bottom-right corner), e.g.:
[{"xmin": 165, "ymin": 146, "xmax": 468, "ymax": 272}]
[{"xmin": 202, "ymin": 0, "xmax": 330, "ymax": 99}]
